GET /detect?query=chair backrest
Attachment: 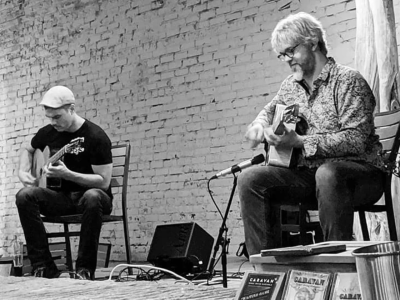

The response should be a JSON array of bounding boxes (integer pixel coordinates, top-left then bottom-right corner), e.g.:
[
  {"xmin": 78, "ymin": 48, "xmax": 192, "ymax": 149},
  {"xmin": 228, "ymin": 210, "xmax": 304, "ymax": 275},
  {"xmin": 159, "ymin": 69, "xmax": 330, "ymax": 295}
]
[
  {"xmin": 110, "ymin": 143, "xmax": 131, "ymax": 217},
  {"xmin": 374, "ymin": 109, "xmax": 400, "ymax": 168},
  {"xmin": 370, "ymin": 109, "xmax": 400, "ymax": 241}
]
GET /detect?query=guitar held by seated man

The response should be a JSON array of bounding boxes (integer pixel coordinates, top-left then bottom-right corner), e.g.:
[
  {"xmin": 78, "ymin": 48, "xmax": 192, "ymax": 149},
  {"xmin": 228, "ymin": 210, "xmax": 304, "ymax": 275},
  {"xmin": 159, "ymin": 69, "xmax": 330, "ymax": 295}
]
[
  {"xmin": 31, "ymin": 137, "xmax": 84, "ymax": 189},
  {"xmin": 266, "ymin": 103, "xmax": 304, "ymax": 168}
]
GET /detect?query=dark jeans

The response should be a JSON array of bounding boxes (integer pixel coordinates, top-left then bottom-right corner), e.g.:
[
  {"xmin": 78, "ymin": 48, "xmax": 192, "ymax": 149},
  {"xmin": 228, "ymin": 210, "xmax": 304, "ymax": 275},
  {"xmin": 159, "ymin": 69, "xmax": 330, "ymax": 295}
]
[
  {"xmin": 238, "ymin": 161, "xmax": 385, "ymax": 256},
  {"xmin": 15, "ymin": 187, "xmax": 112, "ymax": 275}
]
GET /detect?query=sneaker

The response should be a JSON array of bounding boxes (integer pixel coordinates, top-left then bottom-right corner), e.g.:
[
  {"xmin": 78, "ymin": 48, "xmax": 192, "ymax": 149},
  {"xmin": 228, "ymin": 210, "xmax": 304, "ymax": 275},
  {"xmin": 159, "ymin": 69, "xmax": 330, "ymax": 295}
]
[
  {"xmin": 33, "ymin": 265, "xmax": 61, "ymax": 279},
  {"xmin": 75, "ymin": 268, "xmax": 91, "ymax": 280}
]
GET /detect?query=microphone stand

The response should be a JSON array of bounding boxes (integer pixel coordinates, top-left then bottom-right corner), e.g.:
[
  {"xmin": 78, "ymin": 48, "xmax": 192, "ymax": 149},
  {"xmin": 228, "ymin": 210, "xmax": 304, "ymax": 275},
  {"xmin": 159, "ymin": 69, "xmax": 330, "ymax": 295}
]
[{"xmin": 208, "ymin": 169, "xmax": 239, "ymax": 288}]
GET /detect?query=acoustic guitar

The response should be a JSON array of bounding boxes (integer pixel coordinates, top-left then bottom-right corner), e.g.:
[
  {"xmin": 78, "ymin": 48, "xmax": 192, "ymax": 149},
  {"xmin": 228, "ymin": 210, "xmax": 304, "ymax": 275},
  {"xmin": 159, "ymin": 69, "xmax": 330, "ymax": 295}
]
[
  {"xmin": 267, "ymin": 104, "xmax": 299, "ymax": 168},
  {"xmin": 31, "ymin": 137, "xmax": 84, "ymax": 189}
]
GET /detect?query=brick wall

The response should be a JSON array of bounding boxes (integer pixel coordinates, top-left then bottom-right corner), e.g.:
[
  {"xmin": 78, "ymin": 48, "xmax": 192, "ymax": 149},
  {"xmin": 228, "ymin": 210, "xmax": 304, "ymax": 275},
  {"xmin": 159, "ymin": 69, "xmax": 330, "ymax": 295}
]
[{"xmin": 0, "ymin": 0, "xmax": 398, "ymax": 262}]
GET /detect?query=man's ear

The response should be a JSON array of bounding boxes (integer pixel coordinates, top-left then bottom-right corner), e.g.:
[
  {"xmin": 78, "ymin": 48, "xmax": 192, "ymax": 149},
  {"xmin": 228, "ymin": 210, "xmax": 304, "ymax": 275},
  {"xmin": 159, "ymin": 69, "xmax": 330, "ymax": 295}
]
[
  {"xmin": 69, "ymin": 104, "xmax": 75, "ymax": 113},
  {"xmin": 311, "ymin": 42, "xmax": 318, "ymax": 51}
]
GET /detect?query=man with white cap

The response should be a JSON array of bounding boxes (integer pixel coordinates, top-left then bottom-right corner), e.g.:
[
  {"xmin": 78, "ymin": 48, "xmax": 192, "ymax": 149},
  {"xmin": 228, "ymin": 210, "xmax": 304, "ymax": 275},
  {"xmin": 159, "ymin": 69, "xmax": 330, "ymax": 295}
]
[{"xmin": 16, "ymin": 86, "xmax": 113, "ymax": 280}]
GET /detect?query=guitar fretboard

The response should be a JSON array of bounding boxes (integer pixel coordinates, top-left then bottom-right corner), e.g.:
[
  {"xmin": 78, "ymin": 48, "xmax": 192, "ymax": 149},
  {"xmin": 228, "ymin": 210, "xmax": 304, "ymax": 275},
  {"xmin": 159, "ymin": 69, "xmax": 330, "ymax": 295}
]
[
  {"xmin": 46, "ymin": 138, "xmax": 83, "ymax": 165},
  {"xmin": 48, "ymin": 146, "xmax": 68, "ymax": 164}
]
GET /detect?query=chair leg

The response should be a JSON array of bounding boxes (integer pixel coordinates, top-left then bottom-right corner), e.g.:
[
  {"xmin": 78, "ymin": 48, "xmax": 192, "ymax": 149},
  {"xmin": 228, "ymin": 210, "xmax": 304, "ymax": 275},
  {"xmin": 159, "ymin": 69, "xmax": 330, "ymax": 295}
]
[
  {"xmin": 122, "ymin": 218, "xmax": 132, "ymax": 265},
  {"xmin": 121, "ymin": 214, "xmax": 133, "ymax": 275},
  {"xmin": 104, "ymin": 244, "xmax": 111, "ymax": 268},
  {"xmin": 276, "ymin": 206, "xmax": 283, "ymax": 247},
  {"xmin": 299, "ymin": 204, "xmax": 308, "ymax": 245},
  {"xmin": 384, "ymin": 193, "xmax": 398, "ymax": 241},
  {"xmin": 314, "ymin": 225, "xmax": 324, "ymax": 243},
  {"xmin": 63, "ymin": 224, "xmax": 74, "ymax": 273},
  {"xmin": 358, "ymin": 211, "xmax": 370, "ymax": 241}
]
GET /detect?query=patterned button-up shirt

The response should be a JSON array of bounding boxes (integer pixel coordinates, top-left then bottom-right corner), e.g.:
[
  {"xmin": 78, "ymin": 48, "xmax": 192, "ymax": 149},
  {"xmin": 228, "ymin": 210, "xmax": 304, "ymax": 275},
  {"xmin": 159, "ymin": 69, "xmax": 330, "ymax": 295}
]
[{"xmin": 252, "ymin": 58, "xmax": 384, "ymax": 170}]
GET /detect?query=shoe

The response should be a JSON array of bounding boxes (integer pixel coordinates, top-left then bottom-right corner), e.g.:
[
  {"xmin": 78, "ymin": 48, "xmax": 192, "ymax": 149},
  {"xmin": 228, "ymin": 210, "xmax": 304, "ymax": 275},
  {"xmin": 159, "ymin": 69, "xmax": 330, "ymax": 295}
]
[
  {"xmin": 33, "ymin": 265, "xmax": 61, "ymax": 279},
  {"xmin": 33, "ymin": 266, "xmax": 46, "ymax": 277},
  {"xmin": 75, "ymin": 268, "xmax": 91, "ymax": 280}
]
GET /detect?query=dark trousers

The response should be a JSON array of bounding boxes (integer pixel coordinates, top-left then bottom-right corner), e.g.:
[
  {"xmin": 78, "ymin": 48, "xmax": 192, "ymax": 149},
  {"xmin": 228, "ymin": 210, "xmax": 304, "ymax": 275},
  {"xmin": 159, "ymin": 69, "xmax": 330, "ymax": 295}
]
[
  {"xmin": 15, "ymin": 187, "xmax": 112, "ymax": 275},
  {"xmin": 238, "ymin": 161, "xmax": 385, "ymax": 256}
]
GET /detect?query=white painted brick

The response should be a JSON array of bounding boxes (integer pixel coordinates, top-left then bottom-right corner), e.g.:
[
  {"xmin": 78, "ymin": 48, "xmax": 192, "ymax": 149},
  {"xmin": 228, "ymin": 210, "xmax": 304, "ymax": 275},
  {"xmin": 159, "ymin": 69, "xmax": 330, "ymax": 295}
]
[{"xmin": 2, "ymin": 0, "xmax": 395, "ymax": 262}]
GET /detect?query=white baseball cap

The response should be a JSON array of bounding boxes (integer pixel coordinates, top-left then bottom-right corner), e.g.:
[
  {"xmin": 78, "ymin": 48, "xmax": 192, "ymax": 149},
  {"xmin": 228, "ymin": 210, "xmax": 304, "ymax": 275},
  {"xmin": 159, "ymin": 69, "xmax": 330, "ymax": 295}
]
[{"xmin": 40, "ymin": 86, "xmax": 76, "ymax": 108}]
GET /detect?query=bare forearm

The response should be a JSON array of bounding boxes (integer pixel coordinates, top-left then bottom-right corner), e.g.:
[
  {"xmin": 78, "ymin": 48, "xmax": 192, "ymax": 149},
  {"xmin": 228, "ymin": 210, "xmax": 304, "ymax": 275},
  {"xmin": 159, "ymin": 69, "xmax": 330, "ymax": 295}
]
[
  {"xmin": 46, "ymin": 162, "xmax": 112, "ymax": 190},
  {"xmin": 18, "ymin": 146, "xmax": 38, "ymax": 186},
  {"xmin": 19, "ymin": 148, "xmax": 33, "ymax": 173},
  {"xmin": 63, "ymin": 171, "xmax": 110, "ymax": 190}
]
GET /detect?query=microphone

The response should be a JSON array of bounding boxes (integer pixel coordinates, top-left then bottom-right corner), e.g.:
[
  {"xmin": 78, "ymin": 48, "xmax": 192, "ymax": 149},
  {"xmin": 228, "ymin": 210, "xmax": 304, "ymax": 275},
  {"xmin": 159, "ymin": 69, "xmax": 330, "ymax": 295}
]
[{"xmin": 210, "ymin": 154, "xmax": 265, "ymax": 179}]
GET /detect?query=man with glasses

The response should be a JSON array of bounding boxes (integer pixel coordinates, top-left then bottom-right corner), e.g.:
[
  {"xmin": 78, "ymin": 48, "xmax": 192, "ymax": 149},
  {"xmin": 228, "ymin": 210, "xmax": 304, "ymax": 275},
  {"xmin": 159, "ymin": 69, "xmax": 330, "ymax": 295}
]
[
  {"xmin": 16, "ymin": 86, "xmax": 113, "ymax": 280},
  {"xmin": 238, "ymin": 12, "xmax": 385, "ymax": 256}
]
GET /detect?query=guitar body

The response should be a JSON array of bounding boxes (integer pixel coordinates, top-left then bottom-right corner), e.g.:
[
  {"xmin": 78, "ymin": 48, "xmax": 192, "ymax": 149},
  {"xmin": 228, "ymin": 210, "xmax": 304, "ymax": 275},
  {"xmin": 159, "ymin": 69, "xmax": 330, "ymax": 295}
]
[
  {"xmin": 30, "ymin": 137, "xmax": 84, "ymax": 189},
  {"xmin": 268, "ymin": 144, "xmax": 297, "ymax": 168},
  {"xmin": 32, "ymin": 147, "xmax": 62, "ymax": 189},
  {"xmin": 267, "ymin": 104, "xmax": 299, "ymax": 168},
  {"xmin": 32, "ymin": 147, "xmax": 50, "ymax": 188}
]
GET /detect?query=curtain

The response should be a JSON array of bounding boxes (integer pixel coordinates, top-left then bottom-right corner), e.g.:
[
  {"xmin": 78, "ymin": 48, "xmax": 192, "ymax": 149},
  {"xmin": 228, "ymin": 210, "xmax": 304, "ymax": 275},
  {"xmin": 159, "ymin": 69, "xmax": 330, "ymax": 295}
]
[{"xmin": 354, "ymin": 0, "xmax": 400, "ymax": 240}]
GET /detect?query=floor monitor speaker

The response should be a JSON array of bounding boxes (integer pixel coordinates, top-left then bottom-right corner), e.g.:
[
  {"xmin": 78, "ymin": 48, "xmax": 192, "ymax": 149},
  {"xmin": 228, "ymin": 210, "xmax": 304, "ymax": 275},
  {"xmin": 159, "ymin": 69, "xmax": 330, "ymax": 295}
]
[{"xmin": 147, "ymin": 222, "xmax": 214, "ymax": 275}]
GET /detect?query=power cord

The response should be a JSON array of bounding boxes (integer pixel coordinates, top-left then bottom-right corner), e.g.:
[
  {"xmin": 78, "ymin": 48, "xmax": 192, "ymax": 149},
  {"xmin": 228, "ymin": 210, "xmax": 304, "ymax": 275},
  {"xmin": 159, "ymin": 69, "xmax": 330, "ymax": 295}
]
[{"xmin": 107, "ymin": 264, "xmax": 194, "ymax": 284}]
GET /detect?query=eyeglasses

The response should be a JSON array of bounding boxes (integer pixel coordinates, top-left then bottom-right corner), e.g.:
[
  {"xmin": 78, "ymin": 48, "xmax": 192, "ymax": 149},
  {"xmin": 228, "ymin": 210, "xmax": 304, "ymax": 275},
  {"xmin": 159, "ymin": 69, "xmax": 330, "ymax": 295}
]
[{"xmin": 277, "ymin": 43, "xmax": 301, "ymax": 61}]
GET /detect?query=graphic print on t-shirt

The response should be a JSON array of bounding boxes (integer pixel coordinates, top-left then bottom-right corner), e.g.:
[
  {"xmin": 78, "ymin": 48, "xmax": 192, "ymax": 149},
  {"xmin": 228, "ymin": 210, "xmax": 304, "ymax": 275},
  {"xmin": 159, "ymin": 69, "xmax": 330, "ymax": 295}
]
[{"xmin": 68, "ymin": 141, "xmax": 84, "ymax": 156}]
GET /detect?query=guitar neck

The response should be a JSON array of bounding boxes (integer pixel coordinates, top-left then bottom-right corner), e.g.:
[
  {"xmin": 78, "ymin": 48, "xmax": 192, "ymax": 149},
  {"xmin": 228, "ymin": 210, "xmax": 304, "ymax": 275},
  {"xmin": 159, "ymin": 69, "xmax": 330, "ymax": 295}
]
[
  {"xmin": 267, "ymin": 104, "xmax": 299, "ymax": 168},
  {"xmin": 48, "ymin": 146, "xmax": 67, "ymax": 164},
  {"xmin": 45, "ymin": 138, "xmax": 82, "ymax": 166}
]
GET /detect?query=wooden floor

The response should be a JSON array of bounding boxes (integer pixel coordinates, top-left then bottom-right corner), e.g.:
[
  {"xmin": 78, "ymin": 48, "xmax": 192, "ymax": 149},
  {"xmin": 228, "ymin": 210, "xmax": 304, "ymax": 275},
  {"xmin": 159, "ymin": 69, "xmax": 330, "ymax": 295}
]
[{"xmin": 1, "ymin": 255, "xmax": 253, "ymax": 300}]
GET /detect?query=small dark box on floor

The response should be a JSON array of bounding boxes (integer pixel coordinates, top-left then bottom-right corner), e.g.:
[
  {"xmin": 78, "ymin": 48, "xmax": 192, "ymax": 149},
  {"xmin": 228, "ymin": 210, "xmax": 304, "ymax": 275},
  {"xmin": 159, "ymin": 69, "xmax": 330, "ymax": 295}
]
[{"xmin": 147, "ymin": 222, "xmax": 214, "ymax": 276}]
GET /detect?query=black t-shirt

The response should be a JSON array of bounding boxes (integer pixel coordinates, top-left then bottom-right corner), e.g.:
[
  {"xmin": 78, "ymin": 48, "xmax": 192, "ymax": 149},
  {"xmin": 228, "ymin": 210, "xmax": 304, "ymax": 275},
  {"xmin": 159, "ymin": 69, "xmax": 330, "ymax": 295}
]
[{"xmin": 31, "ymin": 119, "xmax": 113, "ymax": 198}]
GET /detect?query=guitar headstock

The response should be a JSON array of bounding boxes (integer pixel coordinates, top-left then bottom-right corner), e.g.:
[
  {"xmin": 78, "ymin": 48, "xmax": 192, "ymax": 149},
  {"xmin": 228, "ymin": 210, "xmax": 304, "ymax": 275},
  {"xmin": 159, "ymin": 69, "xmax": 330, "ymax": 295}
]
[
  {"xmin": 273, "ymin": 104, "xmax": 300, "ymax": 135},
  {"xmin": 65, "ymin": 137, "xmax": 84, "ymax": 154},
  {"xmin": 281, "ymin": 104, "xmax": 299, "ymax": 124}
]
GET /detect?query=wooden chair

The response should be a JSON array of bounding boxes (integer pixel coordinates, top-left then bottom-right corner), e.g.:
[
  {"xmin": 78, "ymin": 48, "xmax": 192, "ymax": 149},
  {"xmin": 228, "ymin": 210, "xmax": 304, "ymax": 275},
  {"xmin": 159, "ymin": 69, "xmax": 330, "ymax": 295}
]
[
  {"xmin": 269, "ymin": 109, "xmax": 400, "ymax": 245},
  {"xmin": 278, "ymin": 204, "xmax": 322, "ymax": 246},
  {"xmin": 41, "ymin": 143, "xmax": 132, "ymax": 272},
  {"xmin": 357, "ymin": 109, "xmax": 400, "ymax": 241}
]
